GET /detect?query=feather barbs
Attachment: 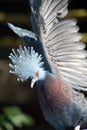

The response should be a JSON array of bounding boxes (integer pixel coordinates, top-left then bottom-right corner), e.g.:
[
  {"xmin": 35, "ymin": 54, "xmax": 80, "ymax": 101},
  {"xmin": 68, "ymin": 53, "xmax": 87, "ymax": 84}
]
[{"xmin": 9, "ymin": 46, "xmax": 45, "ymax": 82}]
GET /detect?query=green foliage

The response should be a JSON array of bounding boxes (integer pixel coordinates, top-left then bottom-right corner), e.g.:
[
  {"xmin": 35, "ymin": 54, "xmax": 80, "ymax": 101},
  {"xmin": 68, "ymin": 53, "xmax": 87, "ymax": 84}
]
[
  {"xmin": 0, "ymin": 114, "xmax": 13, "ymax": 130},
  {"xmin": 0, "ymin": 106, "xmax": 35, "ymax": 130}
]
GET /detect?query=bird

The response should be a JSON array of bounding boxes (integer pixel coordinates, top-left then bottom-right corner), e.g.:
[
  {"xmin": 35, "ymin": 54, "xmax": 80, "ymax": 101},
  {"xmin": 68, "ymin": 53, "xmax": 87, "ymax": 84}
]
[{"xmin": 8, "ymin": 0, "xmax": 87, "ymax": 130}]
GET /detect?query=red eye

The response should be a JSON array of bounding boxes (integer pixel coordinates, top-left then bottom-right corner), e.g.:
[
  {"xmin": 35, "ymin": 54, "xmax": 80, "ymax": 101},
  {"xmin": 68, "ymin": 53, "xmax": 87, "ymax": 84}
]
[{"xmin": 35, "ymin": 71, "xmax": 39, "ymax": 77}]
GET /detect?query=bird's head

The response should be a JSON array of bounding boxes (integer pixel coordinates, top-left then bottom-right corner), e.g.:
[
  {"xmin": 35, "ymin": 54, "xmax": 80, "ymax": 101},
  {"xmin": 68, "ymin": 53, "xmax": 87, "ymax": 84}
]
[{"xmin": 9, "ymin": 46, "xmax": 46, "ymax": 88}]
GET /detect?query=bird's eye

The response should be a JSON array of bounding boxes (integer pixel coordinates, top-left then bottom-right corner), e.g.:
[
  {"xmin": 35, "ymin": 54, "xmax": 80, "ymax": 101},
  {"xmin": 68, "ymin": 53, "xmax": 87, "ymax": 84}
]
[{"xmin": 35, "ymin": 71, "xmax": 39, "ymax": 78}]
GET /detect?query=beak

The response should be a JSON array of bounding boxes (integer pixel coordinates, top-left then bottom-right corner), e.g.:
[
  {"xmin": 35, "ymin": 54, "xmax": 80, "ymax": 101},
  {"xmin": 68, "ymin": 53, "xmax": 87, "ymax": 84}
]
[{"xmin": 31, "ymin": 77, "xmax": 38, "ymax": 88}]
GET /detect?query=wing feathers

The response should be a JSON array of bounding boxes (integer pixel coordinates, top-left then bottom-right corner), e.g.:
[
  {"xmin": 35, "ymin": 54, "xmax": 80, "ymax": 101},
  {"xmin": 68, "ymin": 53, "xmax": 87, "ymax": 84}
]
[
  {"xmin": 45, "ymin": 18, "xmax": 87, "ymax": 91},
  {"xmin": 48, "ymin": 33, "xmax": 82, "ymax": 46},
  {"xmin": 54, "ymin": 46, "xmax": 85, "ymax": 54},
  {"xmin": 47, "ymin": 25, "xmax": 79, "ymax": 39},
  {"xmin": 48, "ymin": 19, "xmax": 77, "ymax": 35},
  {"xmin": 58, "ymin": 60, "xmax": 87, "ymax": 67},
  {"xmin": 49, "ymin": 42, "xmax": 85, "ymax": 52},
  {"xmin": 59, "ymin": 68, "xmax": 87, "ymax": 81},
  {"xmin": 44, "ymin": 0, "xmax": 67, "ymax": 20},
  {"xmin": 30, "ymin": 0, "xmax": 87, "ymax": 91}
]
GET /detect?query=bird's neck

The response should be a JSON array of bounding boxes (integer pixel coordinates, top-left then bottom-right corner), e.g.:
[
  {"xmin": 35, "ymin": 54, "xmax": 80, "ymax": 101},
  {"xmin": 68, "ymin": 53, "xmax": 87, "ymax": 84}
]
[{"xmin": 37, "ymin": 72, "xmax": 59, "ymax": 90}]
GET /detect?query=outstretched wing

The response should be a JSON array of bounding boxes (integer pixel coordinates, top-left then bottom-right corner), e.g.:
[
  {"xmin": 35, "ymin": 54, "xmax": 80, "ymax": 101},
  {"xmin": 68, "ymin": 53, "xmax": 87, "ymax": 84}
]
[
  {"xmin": 30, "ymin": 0, "xmax": 68, "ymax": 35},
  {"xmin": 30, "ymin": 0, "xmax": 87, "ymax": 91}
]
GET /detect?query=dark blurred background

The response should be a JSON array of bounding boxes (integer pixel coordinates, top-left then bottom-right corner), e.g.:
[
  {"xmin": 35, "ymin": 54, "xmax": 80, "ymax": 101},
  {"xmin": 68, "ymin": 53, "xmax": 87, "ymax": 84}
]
[{"xmin": 0, "ymin": 0, "xmax": 87, "ymax": 130}]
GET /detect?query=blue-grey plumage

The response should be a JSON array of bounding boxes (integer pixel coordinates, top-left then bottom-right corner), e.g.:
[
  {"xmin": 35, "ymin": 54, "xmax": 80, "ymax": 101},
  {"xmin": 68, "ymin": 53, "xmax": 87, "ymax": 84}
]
[
  {"xmin": 8, "ymin": 0, "xmax": 87, "ymax": 130},
  {"xmin": 8, "ymin": 23, "xmax": 52, "ymax": 73}
]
